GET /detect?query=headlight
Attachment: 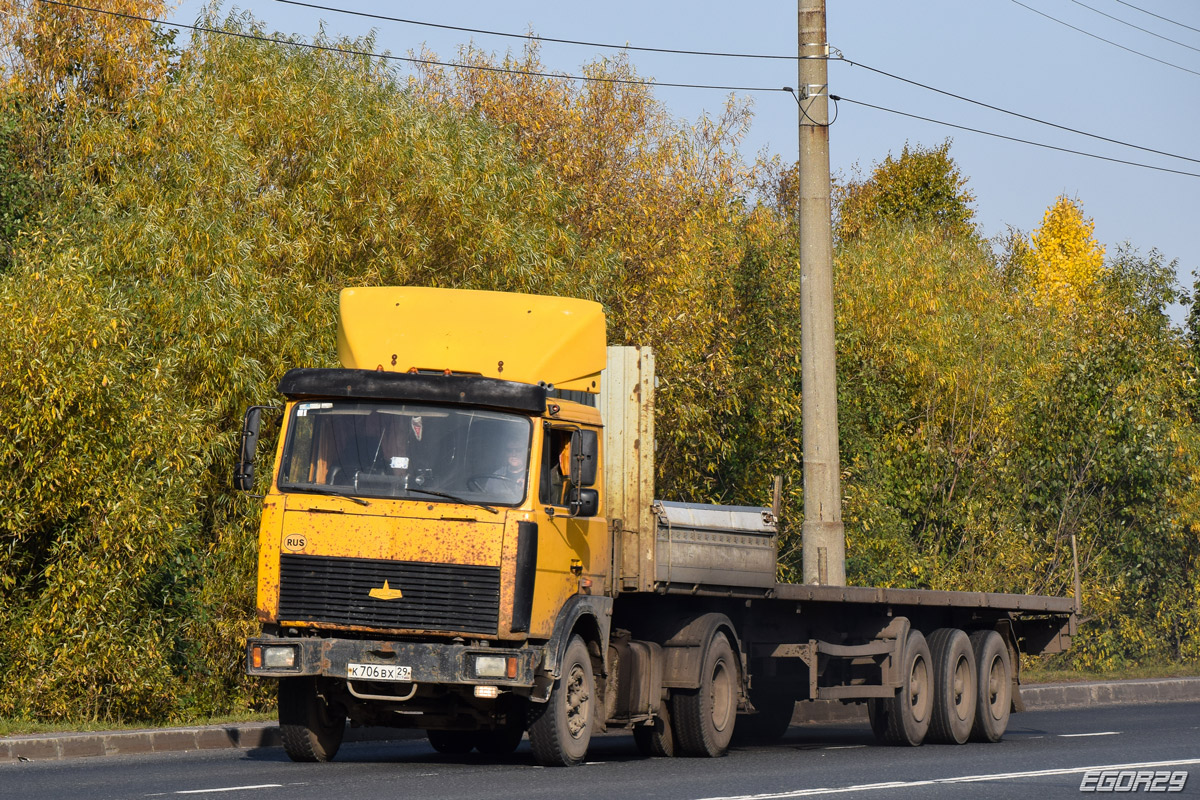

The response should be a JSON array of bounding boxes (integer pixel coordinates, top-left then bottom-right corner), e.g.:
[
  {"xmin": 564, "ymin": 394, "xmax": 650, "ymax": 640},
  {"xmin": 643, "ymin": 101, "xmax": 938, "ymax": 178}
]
[
  {"xmin": 263, "ymin": 645, "xmax": 297, "ymax": 669},
  {"xmin": 473, "ymin": 655, "xmax": 507, "ymax": 678}
]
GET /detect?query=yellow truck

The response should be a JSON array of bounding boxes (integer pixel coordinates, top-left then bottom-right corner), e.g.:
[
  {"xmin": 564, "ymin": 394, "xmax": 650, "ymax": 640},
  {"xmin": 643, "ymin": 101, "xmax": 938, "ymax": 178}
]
[{"xmin": 237, "ymin": 286, "xmax": 1075, "ymax": 766}]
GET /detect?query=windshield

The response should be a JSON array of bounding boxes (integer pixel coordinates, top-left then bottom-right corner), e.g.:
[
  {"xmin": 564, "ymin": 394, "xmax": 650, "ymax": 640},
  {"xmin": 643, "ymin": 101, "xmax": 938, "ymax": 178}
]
[{"xmin": 278, "ymin": 401, "xmax": 531, "ymax": 506}]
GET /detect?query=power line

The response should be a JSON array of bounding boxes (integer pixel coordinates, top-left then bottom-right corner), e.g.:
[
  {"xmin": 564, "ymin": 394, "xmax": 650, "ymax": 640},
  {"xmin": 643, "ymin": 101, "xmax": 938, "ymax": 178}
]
[
  {"xmin": 272, "ymin": 0, "xmax": 1200, "ymax": 166},
  {"xmin": 831, "ymin": 94, "xmax": 1200, "ymax": 179},
  {"xmin": 35, "ymin": 0, "xmax": 788, "ymax": 94},
  {"xmin": 31, "ymin": 0, "xmax": 1200, "ymax": 181},
  {"xmin": 1068, "ymin": 0, "xmax": 1200, "ymax": 54},
  {"xmin": 272, "ymin": 0, "xmax": 796, "ymax": 61},
  {"xmin": 1113, "ymin": 0, "xmax": 1200, "ymax": 36},
  {"xmin": 841, "ymin": 57, "xmax": 1200, "ymax": 166},
  {"xmin": 1010, "ymin": 0, "xmax": 1200, "ymax": 77}
]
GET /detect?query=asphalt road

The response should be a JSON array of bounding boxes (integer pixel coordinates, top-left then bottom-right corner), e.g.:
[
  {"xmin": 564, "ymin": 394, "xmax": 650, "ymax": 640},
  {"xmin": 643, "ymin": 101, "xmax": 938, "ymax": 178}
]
[{"xmin": 4, "ymin": 703, "xmax": 1198, "ymax": 800}]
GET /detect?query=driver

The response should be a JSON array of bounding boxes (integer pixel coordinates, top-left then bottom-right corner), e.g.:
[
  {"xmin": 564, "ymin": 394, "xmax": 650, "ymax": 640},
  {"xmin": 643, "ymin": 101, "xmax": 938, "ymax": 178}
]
[{"xmin": 483, "ymin": 435, "xmax": 528, "ymax": 502}]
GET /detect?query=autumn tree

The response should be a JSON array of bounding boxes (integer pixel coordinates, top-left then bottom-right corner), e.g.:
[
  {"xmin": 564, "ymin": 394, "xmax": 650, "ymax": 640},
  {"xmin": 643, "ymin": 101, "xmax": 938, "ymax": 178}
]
[
  {"xmin": 835, "ymin": 140, "xmax": 976, "ymax": 241},
  {"xmin": 1021, "ymin": 195, "xmax": 1106, "ymax": 310},
  {"xmin": 0, "ymin": 0, "xmax": 171, "ymax": 109}
]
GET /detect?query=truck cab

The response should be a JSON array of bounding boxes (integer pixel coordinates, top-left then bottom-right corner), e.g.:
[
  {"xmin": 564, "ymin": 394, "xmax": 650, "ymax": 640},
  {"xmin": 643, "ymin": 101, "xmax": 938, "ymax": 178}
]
[{"xmin": 243, "ymin": 288, "xmax": 614, "ymax": 764}]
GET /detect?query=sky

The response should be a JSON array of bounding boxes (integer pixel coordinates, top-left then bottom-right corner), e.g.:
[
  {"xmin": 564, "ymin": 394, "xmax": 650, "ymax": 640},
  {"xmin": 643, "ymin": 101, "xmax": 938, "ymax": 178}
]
[{"xmin": 166, "ymin": 0, "xmax": 1200, "ymax": 324}]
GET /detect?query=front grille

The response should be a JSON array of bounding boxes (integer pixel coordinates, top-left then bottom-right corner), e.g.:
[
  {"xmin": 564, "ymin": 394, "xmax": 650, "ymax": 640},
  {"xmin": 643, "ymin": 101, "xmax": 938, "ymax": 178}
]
[{"xmin": 279, "ymin": 554, "xmax": 500, "ymax": 634}]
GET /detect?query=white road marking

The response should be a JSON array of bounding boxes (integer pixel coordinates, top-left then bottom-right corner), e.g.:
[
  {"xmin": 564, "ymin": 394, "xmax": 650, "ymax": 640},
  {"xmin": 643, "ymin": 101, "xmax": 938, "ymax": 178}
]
[
  {"xmin": 695, "ymin": 758, "xmax": 1200, "ymax": 799},
  {"xmin": 175, "ymin": 785, "xmax": 283, "ymax": 795},
  {"xmin": 1059, "ymin": 731, "xmax": 1120, "ymax": 737}
]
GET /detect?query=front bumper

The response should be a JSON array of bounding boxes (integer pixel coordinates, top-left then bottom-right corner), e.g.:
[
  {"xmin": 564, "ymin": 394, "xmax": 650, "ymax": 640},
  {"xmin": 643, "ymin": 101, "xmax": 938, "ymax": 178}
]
[{"xmin": 246, "ymin": 636, "xmax": 544, "ymax": 689}]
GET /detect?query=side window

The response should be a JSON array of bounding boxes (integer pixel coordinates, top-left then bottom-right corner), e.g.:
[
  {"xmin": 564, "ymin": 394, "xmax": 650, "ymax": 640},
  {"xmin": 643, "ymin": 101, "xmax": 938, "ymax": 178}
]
[{"xmin": 539, "ymin": 426, "xmax": 575, "ymax": 506}]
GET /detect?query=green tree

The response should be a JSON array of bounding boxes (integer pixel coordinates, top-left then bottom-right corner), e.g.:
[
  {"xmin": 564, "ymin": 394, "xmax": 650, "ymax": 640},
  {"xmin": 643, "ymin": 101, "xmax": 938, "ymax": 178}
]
[{"xmin": 835, "ymin": 140, "xmax": 976, "ymax": 241}]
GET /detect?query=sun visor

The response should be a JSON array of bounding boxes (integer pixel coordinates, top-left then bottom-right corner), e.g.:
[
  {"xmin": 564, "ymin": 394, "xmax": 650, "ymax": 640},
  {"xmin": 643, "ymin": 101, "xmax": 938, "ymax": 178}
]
[{"xmin": 336, "ymin": 287, "xmax": 607, "ymax": 393}]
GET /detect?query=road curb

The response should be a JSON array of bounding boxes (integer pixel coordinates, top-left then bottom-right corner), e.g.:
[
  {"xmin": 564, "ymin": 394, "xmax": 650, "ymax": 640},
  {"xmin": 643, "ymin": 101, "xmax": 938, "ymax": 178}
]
[{"xmin": 4, "ymin": 677, "xmax": 1199, "ymax": 764}]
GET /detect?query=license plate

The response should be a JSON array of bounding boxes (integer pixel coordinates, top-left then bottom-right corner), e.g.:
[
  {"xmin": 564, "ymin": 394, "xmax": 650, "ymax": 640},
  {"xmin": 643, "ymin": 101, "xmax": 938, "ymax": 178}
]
[{"xmin": 347, "ymin": 662, "xmax": 412, "ymax": 682}]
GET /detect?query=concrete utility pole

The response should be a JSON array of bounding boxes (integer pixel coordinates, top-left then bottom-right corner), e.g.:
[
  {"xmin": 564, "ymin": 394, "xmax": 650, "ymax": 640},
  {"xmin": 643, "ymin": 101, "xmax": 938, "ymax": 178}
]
[{"xmin": 797, "ymin": 0, "xmax": 846, "ymax": 586}]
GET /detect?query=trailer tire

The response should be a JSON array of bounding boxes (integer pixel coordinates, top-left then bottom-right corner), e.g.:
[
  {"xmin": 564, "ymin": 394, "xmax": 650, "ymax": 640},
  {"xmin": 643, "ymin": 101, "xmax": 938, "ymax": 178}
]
[
  {"xmin": 927, "ymin": 628, "xmax": 977, "ymax": 745},
  {"xmin": 528, "ymin": 635, "xmax": 594, "ymax": 766},
  {"xmin": 866, "ymin": 629, "xmax": 932, "ymax": 747},
  {"xmin": 672, "ymin": 631, "xmax": 738, "ymax": 757},
  {"xmin": 969, "ymin": 630, "xmax": 1012, "ymax": 743},
  {"xmin": 278, "ymin": 677, "xmax": 345, "ymax": 762}
]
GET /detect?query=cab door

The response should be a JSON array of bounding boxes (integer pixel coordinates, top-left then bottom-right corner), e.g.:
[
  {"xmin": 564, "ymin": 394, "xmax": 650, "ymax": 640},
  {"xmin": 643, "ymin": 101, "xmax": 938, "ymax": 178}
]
[{"xmin": 526, "ymin": 423, "xmax": 609, "ymax": 637}]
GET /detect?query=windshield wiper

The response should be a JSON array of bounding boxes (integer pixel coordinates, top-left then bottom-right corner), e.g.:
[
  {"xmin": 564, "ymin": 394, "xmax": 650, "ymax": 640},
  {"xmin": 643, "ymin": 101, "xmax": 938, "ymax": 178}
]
[
  {"xmin": 290, "ymin": 484, "xmax": 371, "ymax": 506},
  {"xmin": 404, "ymin": 487, "xmax": 498, "ymax": 515}
]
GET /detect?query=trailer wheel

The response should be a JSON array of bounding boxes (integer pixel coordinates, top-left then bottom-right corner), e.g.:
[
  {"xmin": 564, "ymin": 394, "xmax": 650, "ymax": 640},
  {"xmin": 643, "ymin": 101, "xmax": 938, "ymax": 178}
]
[
  {"xmin": 672, "ymin": 631, "xmax": 738, "ymax": 757},
  {"xmin": 927, "ymin": 628, "xmax": 977, "ymax": 744},
  {"xmin": 278, "ymin": 677, "xmax": 345, "ymax": 762},
  {"xmin": 633, "ymin": 700, "xmax": 677, "ymax": 757},
  {"xmin": 528, "ymin": 635, "xmax": 594, "ymax": 766},
  {"xmin": 867, "ymin": 629, "xmax": 932, "ymax": 747},
  {"xmin": 969, "ymin": 630, "xmax": 1012, "ymax": 742},
  {"xmin": 426, "ymin": 729, "xmax": 476, "ymax": 755}
]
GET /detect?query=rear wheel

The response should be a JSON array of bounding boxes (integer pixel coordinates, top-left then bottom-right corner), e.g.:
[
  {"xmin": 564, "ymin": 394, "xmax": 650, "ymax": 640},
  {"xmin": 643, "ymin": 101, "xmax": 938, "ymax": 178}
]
[
  {"xmin": 474, "ymin": 726, "xmax": 524, "ymax": 756},
  {"xmin": 867, "ymin": 629, "xmax": 932, "ymax": 747},
  {"xmin": 633, "ymin": 700, "xmax": 677, "ymax": 757},
  {"xmin": 969, "ymin": 630, "xmax": 1012, "ymax": 742},
  {"xmin": 672, "ymin": 631, "xmax": 738, "ymax": 757},
  {"xmin": 927, "ymin": 628, "xmax": 977, "ymax": 744},
  {"xmin": 528, "ymin": 635, "xmax": 595, "ymax": 766},
  {"xmin": 733, "ymin": 691, "xmax": 794, "ymax": 744},
  {"xmin": 426, "ymin": 729, "xmax": 475, "ymax": 755},
  {"xmin": 278, "ymin": 677, "xmax": 345, "ymax": 762}
]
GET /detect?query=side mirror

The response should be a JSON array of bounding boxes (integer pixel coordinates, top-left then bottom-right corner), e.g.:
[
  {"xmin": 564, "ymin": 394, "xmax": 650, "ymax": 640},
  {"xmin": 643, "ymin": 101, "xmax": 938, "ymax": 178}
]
[
  {"xmin": 234, "ymin": 407, "xmax": 265, "ymax": 492},
  {"xmin": 568, "ymin": 430, "xmax": 598, "ymax": 487},
  {"xmin": 568, "ymin": 487, "xmax": 599, "ymax": 518}
]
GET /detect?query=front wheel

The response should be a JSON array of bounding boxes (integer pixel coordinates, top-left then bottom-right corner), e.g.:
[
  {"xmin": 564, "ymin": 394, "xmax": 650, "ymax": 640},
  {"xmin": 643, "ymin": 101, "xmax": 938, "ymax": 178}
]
[
  {"xmin": 278, "ymin": 677, "xmax": 346, "ymax": 762},
  {"xmin": 672, "ymin": 631, "xmax": 739, "ymax": 757},
  {"xmin": 528, "ymin": 635, "xmax": 595, "ymax": 766}
]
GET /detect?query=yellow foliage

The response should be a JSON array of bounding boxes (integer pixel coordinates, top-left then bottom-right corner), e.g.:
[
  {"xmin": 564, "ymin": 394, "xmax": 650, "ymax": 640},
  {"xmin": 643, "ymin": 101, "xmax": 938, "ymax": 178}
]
[
  {"xmin": 1027, "ymin": 195, "xmax": 1106, "ymax": 310},
  {"xmin": 0, "ymin": 0, "xmax": 170, "ymax": 108}
]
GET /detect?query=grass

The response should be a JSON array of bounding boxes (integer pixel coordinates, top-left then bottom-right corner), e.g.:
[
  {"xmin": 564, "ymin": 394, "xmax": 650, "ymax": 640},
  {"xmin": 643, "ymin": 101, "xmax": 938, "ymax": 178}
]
[
  {"xmin": 1021, "ymin": 659, "xmax": 1200, "ymax": 684},
  {"xmin": 0, "ymin": 710, "xmax": 273, "ymax": 738}
]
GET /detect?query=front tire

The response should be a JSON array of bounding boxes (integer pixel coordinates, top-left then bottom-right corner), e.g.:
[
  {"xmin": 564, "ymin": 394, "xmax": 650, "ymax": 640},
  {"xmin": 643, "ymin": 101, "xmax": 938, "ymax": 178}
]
[
  {"xmin": 672, "ymin": 631, "xmax": 738, "ymax": 757},
  {"xmin": 278, "ymin": 677, "xmax": 345, "ymax": 762},
  {"xmin": 528, "ymin": 635, "xmax": 595, "ymax": 766}
]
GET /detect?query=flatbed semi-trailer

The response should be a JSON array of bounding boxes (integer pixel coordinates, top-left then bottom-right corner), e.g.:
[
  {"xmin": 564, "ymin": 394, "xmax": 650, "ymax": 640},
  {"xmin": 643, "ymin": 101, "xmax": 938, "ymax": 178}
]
[{"xmin": 238, "ymin": 287, "xmax": 1076, "ymax": 766}]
